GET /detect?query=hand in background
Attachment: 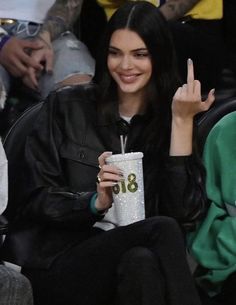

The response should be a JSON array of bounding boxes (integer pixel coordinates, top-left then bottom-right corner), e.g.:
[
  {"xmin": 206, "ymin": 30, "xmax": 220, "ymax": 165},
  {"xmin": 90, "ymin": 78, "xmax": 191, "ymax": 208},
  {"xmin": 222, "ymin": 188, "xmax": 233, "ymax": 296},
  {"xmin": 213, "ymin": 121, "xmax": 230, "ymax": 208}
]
[
  {"xmin": 23, "ymin": 33, "xmax": 54, "ymax": 90},
  {"xmin": 0, "ymin": 37, "xmax": 44, "ymax": 78}
]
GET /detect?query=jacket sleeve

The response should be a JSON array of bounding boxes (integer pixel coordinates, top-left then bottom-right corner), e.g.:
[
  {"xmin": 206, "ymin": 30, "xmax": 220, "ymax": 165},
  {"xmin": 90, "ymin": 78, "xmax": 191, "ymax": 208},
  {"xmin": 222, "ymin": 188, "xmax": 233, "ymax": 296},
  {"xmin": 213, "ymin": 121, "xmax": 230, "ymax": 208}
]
[
  {"xmin": 21, "ymin": 91, "xmax": 102, "ymax": 230},
  {"xmin": 159, "ymin": 154, "xmax": 207, "ymax": 231}
]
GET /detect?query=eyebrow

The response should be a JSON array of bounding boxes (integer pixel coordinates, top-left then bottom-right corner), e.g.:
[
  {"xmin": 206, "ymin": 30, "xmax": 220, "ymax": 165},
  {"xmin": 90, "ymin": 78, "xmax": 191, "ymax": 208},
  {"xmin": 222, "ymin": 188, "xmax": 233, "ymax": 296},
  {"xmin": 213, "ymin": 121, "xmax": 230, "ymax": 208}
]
[{"xmin": 109, "ymin": 46, "xmax": 148, "ymax": 52}]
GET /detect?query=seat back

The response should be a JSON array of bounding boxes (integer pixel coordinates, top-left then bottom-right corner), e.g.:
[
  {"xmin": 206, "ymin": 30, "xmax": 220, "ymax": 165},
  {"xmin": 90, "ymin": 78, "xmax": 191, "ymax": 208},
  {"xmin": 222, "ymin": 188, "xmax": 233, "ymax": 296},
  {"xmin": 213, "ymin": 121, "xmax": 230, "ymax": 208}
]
[
  {"xmin": 197, "ymin": 97, "xmax": 236, "ymax": 155},
  {"xmin": 3, "ymin": 102, "xmax": 43, "ymax": 221}
]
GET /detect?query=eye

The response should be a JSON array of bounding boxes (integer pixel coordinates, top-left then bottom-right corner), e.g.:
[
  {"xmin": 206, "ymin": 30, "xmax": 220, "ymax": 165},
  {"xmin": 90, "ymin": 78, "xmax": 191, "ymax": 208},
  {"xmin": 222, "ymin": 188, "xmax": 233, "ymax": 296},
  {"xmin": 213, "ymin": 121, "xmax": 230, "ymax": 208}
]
[
  {"xmin": 108, "ymin": 48, "xmax": 120, "ymax": 56},
  {"xmin": 134, "ymin": 52, "xmax": 149, "ymax": 58}
]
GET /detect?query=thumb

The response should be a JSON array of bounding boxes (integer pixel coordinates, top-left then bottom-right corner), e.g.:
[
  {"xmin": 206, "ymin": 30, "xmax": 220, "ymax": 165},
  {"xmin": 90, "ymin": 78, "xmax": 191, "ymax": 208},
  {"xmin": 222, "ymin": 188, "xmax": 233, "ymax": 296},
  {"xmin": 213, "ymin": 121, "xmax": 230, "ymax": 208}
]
[
  {"xmin": 203, "ymin": 88, "xmax": 215, "ymax": 111},
  {"xmin": 45, "ymin": 51, "xmax": 54, "ymax": 74}
]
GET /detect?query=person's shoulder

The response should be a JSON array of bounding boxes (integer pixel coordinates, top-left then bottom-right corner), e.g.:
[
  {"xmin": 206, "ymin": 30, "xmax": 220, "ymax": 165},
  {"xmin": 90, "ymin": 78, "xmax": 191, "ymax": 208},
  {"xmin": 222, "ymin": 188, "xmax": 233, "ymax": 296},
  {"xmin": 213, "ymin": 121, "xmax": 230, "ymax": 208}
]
[
  {"xmin": 210, "ymin": 111, "xmax": 236, "ymax": 137},
  {"xmin": 46, "ymin": 83, "xmax": 98, "ymax": 112},
  {"xmin": 53, "ymin": 83, "xmax": 97, "ymax": 103},
  {"xmin": 52, "ymin": 84, "xmax": 99, "ymax": 127},
  {"xmin": 216, "ymin": 111, "xmax": 236, "ymax": 128},
  {"xmin": 56, "ymin": 83, "xmax": 97, "ymax": 98},
  {"xmin": 205, "ymin": 111, "xmax": 236, "ymax": 150}
]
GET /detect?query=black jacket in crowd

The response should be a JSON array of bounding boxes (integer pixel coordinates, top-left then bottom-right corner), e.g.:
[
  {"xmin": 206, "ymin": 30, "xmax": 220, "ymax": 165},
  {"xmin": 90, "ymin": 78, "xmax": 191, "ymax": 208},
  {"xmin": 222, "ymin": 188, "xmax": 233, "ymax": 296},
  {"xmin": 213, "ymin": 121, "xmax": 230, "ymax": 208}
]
[{"xmin": 1, "ymin": 84, "xmax": 206, "ymax": 269}]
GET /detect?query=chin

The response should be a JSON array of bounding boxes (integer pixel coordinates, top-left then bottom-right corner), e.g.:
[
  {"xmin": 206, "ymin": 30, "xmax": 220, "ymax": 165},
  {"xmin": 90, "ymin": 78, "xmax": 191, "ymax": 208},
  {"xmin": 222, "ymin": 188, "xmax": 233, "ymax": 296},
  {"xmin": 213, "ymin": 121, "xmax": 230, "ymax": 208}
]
[{"xmin": 119, "ymin": 83, "xmax": 142, "ymax": 94}]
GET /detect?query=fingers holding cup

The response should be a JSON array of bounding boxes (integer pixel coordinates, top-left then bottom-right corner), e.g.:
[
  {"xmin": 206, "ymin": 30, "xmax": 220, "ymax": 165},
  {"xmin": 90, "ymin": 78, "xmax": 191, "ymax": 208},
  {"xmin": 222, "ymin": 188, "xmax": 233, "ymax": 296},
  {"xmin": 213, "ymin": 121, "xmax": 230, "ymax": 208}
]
[{"xmin": 97, "ymin": 152, "xmax": 124, "ymax": 187}]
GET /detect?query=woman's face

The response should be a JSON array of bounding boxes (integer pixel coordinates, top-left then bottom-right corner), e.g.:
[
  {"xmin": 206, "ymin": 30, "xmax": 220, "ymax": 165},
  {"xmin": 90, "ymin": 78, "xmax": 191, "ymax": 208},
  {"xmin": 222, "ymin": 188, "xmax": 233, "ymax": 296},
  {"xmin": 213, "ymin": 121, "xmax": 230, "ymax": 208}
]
[{"xmin": 107, "ymin": 29, "xmax": 152, "ymax": 96}]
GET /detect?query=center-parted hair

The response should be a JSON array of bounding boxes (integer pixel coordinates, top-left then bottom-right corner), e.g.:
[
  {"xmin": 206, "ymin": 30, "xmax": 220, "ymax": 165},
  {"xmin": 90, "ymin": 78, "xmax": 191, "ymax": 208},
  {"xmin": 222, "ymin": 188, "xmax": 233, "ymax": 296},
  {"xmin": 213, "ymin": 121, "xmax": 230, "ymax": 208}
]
[
  {"xmin": 95, "ymin": 1, "xmax": 180, "ymax": 107},
  {"xmin": 96, "ymin": 1, "xmax": 180, "ymax": 123}
]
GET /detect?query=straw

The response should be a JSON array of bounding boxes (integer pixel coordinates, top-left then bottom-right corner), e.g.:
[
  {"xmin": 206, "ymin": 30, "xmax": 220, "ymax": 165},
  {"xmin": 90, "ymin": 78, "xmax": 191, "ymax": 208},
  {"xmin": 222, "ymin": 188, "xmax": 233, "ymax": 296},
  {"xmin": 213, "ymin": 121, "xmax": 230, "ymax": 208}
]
[
  {"xmin": 120, "ymin": 135, "xmax": 125, "ymax": 154},
  {"xmin": 120, "ymin": 135, "xmax": 127, "ymax": 154},
  {"xmin": 124, "ymin": 136, "xmax": 127, "ymax": 152}
]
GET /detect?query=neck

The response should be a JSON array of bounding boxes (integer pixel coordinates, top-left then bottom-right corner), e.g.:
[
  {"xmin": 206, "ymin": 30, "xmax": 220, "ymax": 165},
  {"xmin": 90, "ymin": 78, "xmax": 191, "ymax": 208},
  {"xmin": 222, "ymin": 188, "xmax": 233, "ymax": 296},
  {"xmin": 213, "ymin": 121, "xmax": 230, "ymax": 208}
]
[{"xmin": 118, "ymin": 91, "xmax": 146, "ymax": 117}]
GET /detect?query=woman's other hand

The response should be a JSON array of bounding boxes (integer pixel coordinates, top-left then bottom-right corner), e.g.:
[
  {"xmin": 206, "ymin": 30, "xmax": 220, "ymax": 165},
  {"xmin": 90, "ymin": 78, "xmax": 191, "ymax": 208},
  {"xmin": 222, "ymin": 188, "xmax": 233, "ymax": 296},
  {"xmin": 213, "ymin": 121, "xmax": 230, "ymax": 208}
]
[
  {"xmin": 172, "ymin": 58, "xmax": 215, "ymax": 122},
  {"xmin": 170, "ymin": 59, "xmax": 215, "ymax": 156},
  {"xmin": 95, "ymin": 152, "xmax": 124, "ymax": 211}
]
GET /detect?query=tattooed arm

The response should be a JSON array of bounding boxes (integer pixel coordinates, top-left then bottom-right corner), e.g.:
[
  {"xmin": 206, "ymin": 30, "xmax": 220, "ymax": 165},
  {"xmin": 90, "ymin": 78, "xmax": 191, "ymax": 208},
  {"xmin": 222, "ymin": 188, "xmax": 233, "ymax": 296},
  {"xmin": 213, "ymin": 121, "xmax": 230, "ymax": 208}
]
[
  {"xmin": 22, "ymin": 0, "xmax": 84, "ymax": 90},
  {"xmin": 40, "ymin": 0, "xmax": 84, "ymax": 41},
  {"xmin": 159, "ymin": 0, "xmax": 200, "ymax": 21}
]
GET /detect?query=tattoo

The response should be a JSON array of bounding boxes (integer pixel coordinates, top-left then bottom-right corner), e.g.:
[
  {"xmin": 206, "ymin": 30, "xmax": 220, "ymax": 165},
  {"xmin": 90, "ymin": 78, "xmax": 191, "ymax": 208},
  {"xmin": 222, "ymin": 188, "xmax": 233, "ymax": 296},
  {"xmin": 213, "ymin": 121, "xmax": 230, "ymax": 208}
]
[
  {"xmin": 159, "ymin": 0, "xmax": 200, "ymax": 21},
  {"xmin": 40, "ymin": 0, "xmax": 84, "ymax": 41}
]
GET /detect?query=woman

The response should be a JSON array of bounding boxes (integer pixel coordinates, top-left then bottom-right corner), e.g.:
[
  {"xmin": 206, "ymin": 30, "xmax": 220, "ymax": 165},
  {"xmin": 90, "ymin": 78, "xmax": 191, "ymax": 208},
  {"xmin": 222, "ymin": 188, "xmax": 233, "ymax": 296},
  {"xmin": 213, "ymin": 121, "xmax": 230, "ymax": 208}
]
[{"xmin": 2, "ymin": 2, "xmax": 215, "ymax": 305}]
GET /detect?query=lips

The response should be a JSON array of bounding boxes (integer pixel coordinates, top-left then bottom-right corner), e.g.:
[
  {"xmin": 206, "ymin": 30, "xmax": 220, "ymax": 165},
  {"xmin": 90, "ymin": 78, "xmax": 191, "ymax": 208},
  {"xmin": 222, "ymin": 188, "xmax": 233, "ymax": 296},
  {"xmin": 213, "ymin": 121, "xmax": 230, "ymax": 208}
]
[{"xmin": 119, "ymin": 73, "xmax": 140, "ymax": 83}]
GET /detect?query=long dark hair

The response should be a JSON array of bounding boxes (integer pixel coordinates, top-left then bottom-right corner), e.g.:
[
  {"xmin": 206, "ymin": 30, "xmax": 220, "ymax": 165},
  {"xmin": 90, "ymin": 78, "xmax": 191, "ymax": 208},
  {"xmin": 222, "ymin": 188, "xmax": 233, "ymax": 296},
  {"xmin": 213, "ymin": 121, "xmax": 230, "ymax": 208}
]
[{"xmin": 95, "ymin": 1, "xmax": 180, "ymax": 158}]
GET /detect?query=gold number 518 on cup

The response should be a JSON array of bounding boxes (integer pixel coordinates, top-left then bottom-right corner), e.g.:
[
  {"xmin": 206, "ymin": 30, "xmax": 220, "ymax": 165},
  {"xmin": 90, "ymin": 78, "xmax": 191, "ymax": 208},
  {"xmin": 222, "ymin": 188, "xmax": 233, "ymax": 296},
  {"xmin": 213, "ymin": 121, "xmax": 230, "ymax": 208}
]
[{"xmin": 113, "ymin": 173, "xmax": 138, "ymax": 194}]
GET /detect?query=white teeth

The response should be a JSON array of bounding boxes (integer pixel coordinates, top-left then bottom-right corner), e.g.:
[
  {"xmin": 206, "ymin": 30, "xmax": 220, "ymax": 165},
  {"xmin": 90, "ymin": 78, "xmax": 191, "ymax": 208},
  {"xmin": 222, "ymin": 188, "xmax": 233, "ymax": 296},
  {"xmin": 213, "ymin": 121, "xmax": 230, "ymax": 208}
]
[
  {"xmin": 119, "ymin": 74, "xmax": 138, "ymax": 82},
  {"xmin": 122, "ymin": 75, "xmax": 136, "ymax": 78}
]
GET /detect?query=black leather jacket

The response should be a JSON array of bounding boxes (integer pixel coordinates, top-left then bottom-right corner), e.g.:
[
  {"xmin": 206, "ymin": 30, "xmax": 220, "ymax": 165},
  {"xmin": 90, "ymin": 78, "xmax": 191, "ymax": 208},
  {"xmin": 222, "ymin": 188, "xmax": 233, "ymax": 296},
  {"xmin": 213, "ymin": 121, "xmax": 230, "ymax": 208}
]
[{"xmin": 1, "ymin": 85, "xmax": 206, "ymax": 268}]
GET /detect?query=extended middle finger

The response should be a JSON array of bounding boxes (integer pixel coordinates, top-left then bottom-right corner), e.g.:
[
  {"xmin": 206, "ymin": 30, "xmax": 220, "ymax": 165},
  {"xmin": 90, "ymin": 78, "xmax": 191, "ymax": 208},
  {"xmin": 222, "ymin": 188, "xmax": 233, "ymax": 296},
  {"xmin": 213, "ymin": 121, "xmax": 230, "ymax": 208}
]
[{"xmin": 187, "ymin": 58, "xmax": 194, "ymax": 94}]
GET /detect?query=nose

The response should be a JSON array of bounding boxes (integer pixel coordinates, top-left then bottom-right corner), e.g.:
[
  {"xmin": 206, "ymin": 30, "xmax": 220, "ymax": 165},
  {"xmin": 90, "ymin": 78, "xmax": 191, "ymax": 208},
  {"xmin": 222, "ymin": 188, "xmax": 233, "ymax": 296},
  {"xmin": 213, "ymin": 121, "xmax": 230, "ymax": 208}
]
[{"xmin": 120, "ymin": 55, "xmax": 133, "ymax": 70}]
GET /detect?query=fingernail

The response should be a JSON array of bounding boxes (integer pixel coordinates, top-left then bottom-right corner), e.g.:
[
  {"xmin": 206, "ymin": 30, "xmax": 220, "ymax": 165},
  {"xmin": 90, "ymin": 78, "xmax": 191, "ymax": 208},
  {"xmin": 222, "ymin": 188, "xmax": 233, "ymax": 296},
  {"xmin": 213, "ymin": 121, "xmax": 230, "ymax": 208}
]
[
  {"xmin": 188, "ymin": 58, "xmax": 193, "ymax": 65},
  {"xmin": 211, "ymin": 88, "xmax": 215, "ymax": 95}
]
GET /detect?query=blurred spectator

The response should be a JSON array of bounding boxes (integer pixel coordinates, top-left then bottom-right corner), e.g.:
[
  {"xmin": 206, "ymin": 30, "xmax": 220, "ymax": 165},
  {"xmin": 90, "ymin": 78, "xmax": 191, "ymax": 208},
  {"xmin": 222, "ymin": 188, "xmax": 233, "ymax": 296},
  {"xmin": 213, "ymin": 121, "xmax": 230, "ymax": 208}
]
[
  {"xmin": 0, "ymin": 0, "xmax": 95, "ymax": 105},
  {"xmin": 77, "ymin": 0, "xmax": 107, "ymax": 59},
  {"xmin": 223, "ymin": 0, "xmax": 236, "ymax": 77},
  {"xmin": 0, "ymin": 127, "xmax": 33, "ymax": 305},
  {"xmin": 0, "ymin": 265, "xmax": 34, "ymax": 305},
  {"xmin": 189, "ymin": 111, "xmax": 236, "ymax": 305}
]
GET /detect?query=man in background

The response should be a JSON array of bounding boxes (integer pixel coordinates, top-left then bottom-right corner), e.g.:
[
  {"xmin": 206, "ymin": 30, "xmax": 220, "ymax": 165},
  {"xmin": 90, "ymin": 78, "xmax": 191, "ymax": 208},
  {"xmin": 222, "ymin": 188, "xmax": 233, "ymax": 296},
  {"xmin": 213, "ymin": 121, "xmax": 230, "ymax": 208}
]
[{"xmin": 0, "ymin": 0, "xmax": 95, "ymax": 105}]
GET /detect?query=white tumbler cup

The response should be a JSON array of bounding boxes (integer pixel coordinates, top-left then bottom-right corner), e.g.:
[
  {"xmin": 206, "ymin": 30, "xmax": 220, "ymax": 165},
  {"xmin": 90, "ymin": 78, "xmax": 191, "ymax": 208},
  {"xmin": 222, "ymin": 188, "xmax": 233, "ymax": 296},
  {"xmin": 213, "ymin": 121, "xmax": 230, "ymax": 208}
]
[{"xmin": 106, "ymin": 152, "xmax": 145, "ymax": 226}]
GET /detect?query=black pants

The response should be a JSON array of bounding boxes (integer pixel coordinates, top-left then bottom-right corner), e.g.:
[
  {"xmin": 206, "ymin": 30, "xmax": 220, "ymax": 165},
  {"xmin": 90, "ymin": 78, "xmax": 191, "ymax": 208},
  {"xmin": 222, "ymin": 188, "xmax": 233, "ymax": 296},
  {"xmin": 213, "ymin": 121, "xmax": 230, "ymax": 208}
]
[
  {"xmin": 199, "ymin": 272, "xmax": 236, "ymax": 305},
  {"xmin": 22, "ymin": 216, "xmax": 201, "ymax": 305}
]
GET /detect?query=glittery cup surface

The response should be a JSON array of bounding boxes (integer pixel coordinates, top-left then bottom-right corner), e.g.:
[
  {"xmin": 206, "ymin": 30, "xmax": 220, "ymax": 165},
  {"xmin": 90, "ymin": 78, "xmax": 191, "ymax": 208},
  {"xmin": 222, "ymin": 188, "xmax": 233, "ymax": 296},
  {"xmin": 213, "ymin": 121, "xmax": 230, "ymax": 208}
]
[{"xmin": 106, "ymin": 152, "xmax": 145, "ymax": 226}]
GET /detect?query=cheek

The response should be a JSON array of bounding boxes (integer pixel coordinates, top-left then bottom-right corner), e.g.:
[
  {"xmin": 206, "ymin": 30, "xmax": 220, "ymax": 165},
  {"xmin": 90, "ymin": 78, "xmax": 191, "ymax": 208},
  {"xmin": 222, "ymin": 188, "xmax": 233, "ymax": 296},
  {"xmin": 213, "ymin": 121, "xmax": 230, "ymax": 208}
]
[
  {"xmin": 146, "ymin": 65, "xmax": 152, "ymax": 82},
  {"xmin": 137, "ymin": 59, "xmax": 152, "ymax": 75},
  {"xmin": 107, "ymin": 57, "xmax": 116, "ymax": 74},
  {"xmin": 145, "ymin": 61, "xmax": 152, "ymax": 75},
  {"xmin": 148, "ymin": 67, "xmax": 152, "ymax": 78}
]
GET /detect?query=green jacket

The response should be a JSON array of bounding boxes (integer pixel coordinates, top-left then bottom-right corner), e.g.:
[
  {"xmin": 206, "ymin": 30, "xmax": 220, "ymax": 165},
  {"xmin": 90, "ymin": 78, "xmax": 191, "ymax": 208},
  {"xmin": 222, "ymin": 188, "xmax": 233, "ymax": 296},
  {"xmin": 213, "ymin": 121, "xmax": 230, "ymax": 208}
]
[{"xmin": 188, "ymin": 111, "xmax": 236, "ymax": 296}]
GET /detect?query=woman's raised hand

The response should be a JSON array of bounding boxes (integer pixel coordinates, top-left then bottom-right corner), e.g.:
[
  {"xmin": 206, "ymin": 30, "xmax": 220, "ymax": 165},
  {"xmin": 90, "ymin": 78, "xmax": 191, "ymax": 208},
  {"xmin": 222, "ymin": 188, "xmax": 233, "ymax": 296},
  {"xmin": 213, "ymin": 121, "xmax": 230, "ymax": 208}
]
[
  {"xmin": 95, "ymin": 152, "xmax": 124, "ymax": 211},
  {"xmin": 172, "ymin": 59, "xmax": 215, "ymax": 121}
]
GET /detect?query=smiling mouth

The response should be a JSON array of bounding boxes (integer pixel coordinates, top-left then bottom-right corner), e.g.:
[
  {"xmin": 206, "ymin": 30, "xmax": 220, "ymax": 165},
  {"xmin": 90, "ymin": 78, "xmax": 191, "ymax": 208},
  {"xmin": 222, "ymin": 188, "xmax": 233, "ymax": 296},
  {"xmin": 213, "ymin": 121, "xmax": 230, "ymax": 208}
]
[{"xmin": 119, "ymin": 73, "xmax": 140, "ymax": 83}]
